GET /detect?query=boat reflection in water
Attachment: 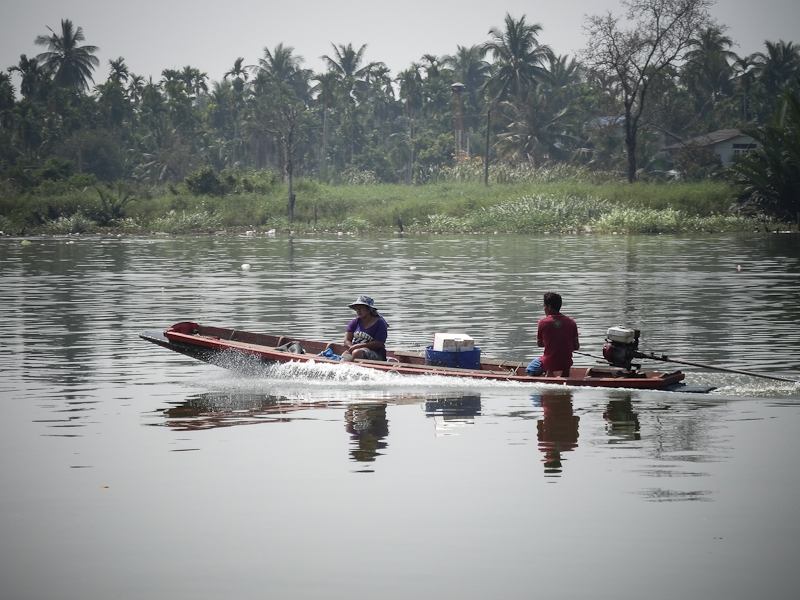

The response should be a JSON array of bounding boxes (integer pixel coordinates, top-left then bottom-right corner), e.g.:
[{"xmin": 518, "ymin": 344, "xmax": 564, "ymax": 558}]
[
  {"xmin": 158, "ymin": 392, "xmax": 346, "ymax": 430},
  {"xmin": 423, "ymin": 394, "xmax": 482, "ymax": 437},
  {"xmin": 603, "ymin": 393, "xmax": 640, "ymax": 442},
  {"xmin": 344, "ymin": 403, "xmax": 389, "ymax": 470},
  {"xmin": 532, "ymin": 390, "xmax": 580, "ymax": 476}
]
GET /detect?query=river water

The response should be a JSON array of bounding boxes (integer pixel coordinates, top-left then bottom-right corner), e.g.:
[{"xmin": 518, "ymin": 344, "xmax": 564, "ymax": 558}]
[{"xmin": 1, "ymin": 233, "xmax": 799, "ymax": 600}]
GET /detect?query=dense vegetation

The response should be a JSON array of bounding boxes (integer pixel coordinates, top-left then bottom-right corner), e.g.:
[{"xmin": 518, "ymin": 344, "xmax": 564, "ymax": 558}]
[
  {"xmin": 1, "ymin": 0, "xmax": 799, "ymax": 235},
  {"xmin": 0, "ymin": 166, "xmax": 762, "ymax": 236}
]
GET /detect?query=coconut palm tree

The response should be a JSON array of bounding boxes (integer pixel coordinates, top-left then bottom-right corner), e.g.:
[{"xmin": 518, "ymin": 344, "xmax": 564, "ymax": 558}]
[
  {"xmin": 443, "ymin": 45, "xmax": 491, "ymax": 131},
  {"xmin": 495, "ymin": 88, "xmax": 574, "ymax": 165},
  {"xmin": 482, "ymin": 13, "xmax": 553, "ymax": 102},
  {"xmin": 321, "ymin": 43, "xmax": 375, "ymax": 165},
  {"xmin": 753, "ymin": 41, "xmax": 800, "ymax": 99},
  {"xmin": 444, "ymin": 45, "xmax": 490, "ymax": 92},
  {"xmin": 311, "ymin": 71, "xmax": 338, "ymax": 179},
  {"xmin": 257, "ymin": 43, "xmax": 309, "ymax": 98},
  {"xmin": 252, "ymin": 44, "xmax": 311, "ymax": 220},
  {"xmin": 396, "ymin": 64, "xmax": 423, "ymax": 183},
  {"xmin": 34, "ymin": 19, "xmax": 99, "ymax": 93},
  {"xmin": 322, "ymin": 43, "xmax": 374, "ymax": 98},
  {"xmin": 682, "ymin": 26, "xmax": 736, "ymax": 116}
]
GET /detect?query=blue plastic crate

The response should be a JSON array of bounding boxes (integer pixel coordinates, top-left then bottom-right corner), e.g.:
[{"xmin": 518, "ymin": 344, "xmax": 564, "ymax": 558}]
[{"xmin": 424, "ymin": 346, "xmax": 481, "ymax": 369}]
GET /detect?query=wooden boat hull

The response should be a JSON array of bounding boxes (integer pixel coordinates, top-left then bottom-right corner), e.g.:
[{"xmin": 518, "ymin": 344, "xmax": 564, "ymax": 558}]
[{"xmin": 139, "ymin": 322, "xmax": 700, "ymax": 391}]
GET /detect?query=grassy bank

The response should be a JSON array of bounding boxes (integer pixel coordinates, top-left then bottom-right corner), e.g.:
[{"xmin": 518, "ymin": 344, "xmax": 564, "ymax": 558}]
[{"xmin": 0, "ymin": 177, "xmax": 777, "ymax": 236}]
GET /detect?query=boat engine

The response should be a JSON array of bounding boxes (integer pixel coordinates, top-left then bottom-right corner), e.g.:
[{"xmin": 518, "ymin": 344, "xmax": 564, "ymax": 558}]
[{"xmin": 602, "ymin": 326, "xmax": 641, "ymax": 370}]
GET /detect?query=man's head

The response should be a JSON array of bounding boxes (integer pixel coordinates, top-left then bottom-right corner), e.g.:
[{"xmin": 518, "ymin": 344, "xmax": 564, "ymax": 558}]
[{"xmin": 543, "ymin": 292, "xmax": 562, "ymax": 313}]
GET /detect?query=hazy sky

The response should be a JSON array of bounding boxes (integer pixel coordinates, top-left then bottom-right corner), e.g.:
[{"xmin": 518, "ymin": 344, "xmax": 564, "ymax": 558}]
[{"xmin": 2, "ymin": 0, "xmax": 799, "ymax": 87}]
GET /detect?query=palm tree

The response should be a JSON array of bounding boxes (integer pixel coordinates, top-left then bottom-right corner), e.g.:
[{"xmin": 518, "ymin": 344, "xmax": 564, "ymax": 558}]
[
  {"xmin": 731, "ymin": 54, "xmax": 759, "ymax": 121},
  {"xmin": 0, "ymin": 72, "xmax": 15, "ymax": 129},
  {"xmin": 495, "ymin": 88, "xmax": 574, "ymax": 165},
  {"xmin": 257, "ymin": 43, "xmax": 309, "ymax": 98},
  {"xmin": 396, "ymin": 64, "xmax": 423, "ymax": 183},
  {"xmin": 362, "ymin": 62, "xmax": 397, "ymax": 139},
  {"xmin": 34, "ymin": 19, "xmax": 99, "ymax": 93},
  {"xmin": 322, "ymin": 42, "xmax": 374, "ymax": 97},
  {"xmin": 420, "ymin": 54, "xmax": 441, "ymax": 79},
  {"xmin": 443, "ymin": 45, "xmax": 491, "ymax": 132},
  {"xmin": 444, "ymin": 45, "xmax": 490, "ymax": 93},
  {"xmin": 127, "ymin": 74, "xmax": 145, "ymax": 105},
  {"xmin": 321, "ymin": 42, "xmax": 375, "ymax": 164},
  {"xmin": 482, "ymin": 13, "xmax": 553, "ymax": 102},
  {"xmin": 682, "ymin": 26, "xmax": 736, "ymax": 115},
  {"xmin": 253, "ymin": 44, "xmax": 311, "ymax": 221},
  {"xmin": 312, "ymin": 71, "xmax": 339, "ymax": 179},
  {"xmin": 223, "ymin": 57, "xmax": 249, "ymax": 95},
  {"xmin": 7, "ymin": 54, "xmax": 49, "ymax": 101},
  {"xmin": 753, "ymin": 40, "xmax": 800, "ymax": 99},
  {"xmin": 544, "ymin": 55, "xmax": 582, "ymax": 89},
  {"xmin": 179, "ymin": 66, "xmax": 208, "ymax": 99},
  {"xmin": 732, "ymin": 86, "xmax": 800, "ymax": 223},
  {"xmin": 108, "ymin": 57, "xmax": 129, "ymax": 85}
]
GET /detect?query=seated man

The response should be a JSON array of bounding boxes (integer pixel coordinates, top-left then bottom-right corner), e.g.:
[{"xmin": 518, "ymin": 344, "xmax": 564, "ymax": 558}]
[{"xmin": 526, "ymin": 292, "xmax": 579, "ymax": 377}]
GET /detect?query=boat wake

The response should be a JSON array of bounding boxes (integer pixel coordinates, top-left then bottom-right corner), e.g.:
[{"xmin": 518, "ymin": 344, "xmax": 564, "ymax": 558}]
[
  {"xmin": 202, "ymin": 350, "xmax": 543, "ymax": 397},
  {"xmin": 681, "ymin": 372, "xmax": 799, "ymax": 398},
  {"xmin": 200, "ymin": 350, "xmax": 799, "ymax": 400}
]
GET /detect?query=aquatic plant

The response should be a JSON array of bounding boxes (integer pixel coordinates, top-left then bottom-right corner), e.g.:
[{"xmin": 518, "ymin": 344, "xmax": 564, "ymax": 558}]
[
  {"xmin": 469, "ymin": 194, "xmax": 610, "ymax": 232},
  {"xmin": 43, "ymin": 212, "xmax": 96, "ymax": 234},
  {"xmin": 148, "ymin": 211, "xmax": 222, "ymax": 233}
]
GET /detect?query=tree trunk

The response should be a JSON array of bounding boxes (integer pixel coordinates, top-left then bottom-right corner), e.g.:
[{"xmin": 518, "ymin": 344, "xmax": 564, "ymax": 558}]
[
  {"xmin": 321, "ymin": 107, "xmax": 328, "ymax": 181},
  {"xmin": 624, "ymin": 106, "xmax": 638, "ymax": 183},
  {"xmin": 286, "ymin": 122, "xmax": 296, "ymax": 224},
  {"xmin": 407, "ymin": 118, "xmax": 414, "ymax": 185},
  {"xmin": 625, "ymin": 132, "xmax": 637, "ymax": 183},
  {"xmin": 484, "ymin": 108, "xmax": 491, "ymax": 186}
]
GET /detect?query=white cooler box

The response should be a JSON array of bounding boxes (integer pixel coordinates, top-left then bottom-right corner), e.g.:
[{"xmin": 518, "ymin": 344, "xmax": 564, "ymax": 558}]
[{"xmin": 432, "ymin": 333, "xmax": 475, "ymax": 352}]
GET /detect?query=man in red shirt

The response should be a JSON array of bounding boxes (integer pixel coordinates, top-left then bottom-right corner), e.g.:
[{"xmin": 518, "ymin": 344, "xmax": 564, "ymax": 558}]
[{"xmin": 526, "ymin": 292, "xmax": 580, "ymax": 377}]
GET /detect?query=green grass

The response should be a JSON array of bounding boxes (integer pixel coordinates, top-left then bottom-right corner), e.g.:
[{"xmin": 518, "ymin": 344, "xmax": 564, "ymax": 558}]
[{"xmin": 0, "ymin": 177, "xmax": 778, "ymax": 236}]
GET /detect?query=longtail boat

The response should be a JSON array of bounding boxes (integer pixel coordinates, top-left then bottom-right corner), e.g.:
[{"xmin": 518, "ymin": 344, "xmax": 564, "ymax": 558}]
[{"xmin": 140, "ymin": 322, "xmax": 709, "ymax": 392}]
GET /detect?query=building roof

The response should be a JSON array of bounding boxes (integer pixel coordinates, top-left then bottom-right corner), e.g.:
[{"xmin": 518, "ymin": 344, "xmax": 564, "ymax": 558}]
[{"xmin": 663, "ymin": 128, "xmax": 748, "ymax": 150}]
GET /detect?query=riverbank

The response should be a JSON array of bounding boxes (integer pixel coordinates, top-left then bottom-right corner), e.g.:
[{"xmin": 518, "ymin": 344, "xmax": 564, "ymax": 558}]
[{"xmin": 0, "ymin": 179, "xmax": 782, "ymax": 236}]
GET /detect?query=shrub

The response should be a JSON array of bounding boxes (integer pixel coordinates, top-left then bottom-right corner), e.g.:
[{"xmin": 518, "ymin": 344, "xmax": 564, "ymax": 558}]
[
  {"xmin": 469, "ymin": 194, "xmax": 610, "ymax": 232},
  {"xmin": 339, "ymin": 216, "xmax": 370, "ymax": 233},
  {"xmin": 731, "ymin": 88, "xmax": 800, "ymax": 224},
  {"xmin": 593, "ymin": 207, "xmax": 684, "ymax": 234},
  {"xmin": 85, "ymin": 184, "xmax": 136, "ymax": 225},
  {"xmin": 425, "ymin": 214, "xmax": 469, "ymax": 232},
  {"xmin": 44, "ymin": 213, "xmax": 96, "ymax": 234},
  {"xmin": 185, "ymin": 166, "xmax": 229, "ymax": 196}
]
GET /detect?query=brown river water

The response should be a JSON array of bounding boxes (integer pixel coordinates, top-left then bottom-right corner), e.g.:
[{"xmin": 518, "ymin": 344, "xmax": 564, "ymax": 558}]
[{"xmin": 1, "ymin": 233, "xmax": 799, "ymax": 600}]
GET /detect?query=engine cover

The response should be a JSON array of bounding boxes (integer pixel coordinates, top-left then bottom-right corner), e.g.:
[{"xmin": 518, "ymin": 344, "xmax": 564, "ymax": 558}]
[{"xmin": 602, "ymin": 327, "xmax": 641, "ymax": 370}]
